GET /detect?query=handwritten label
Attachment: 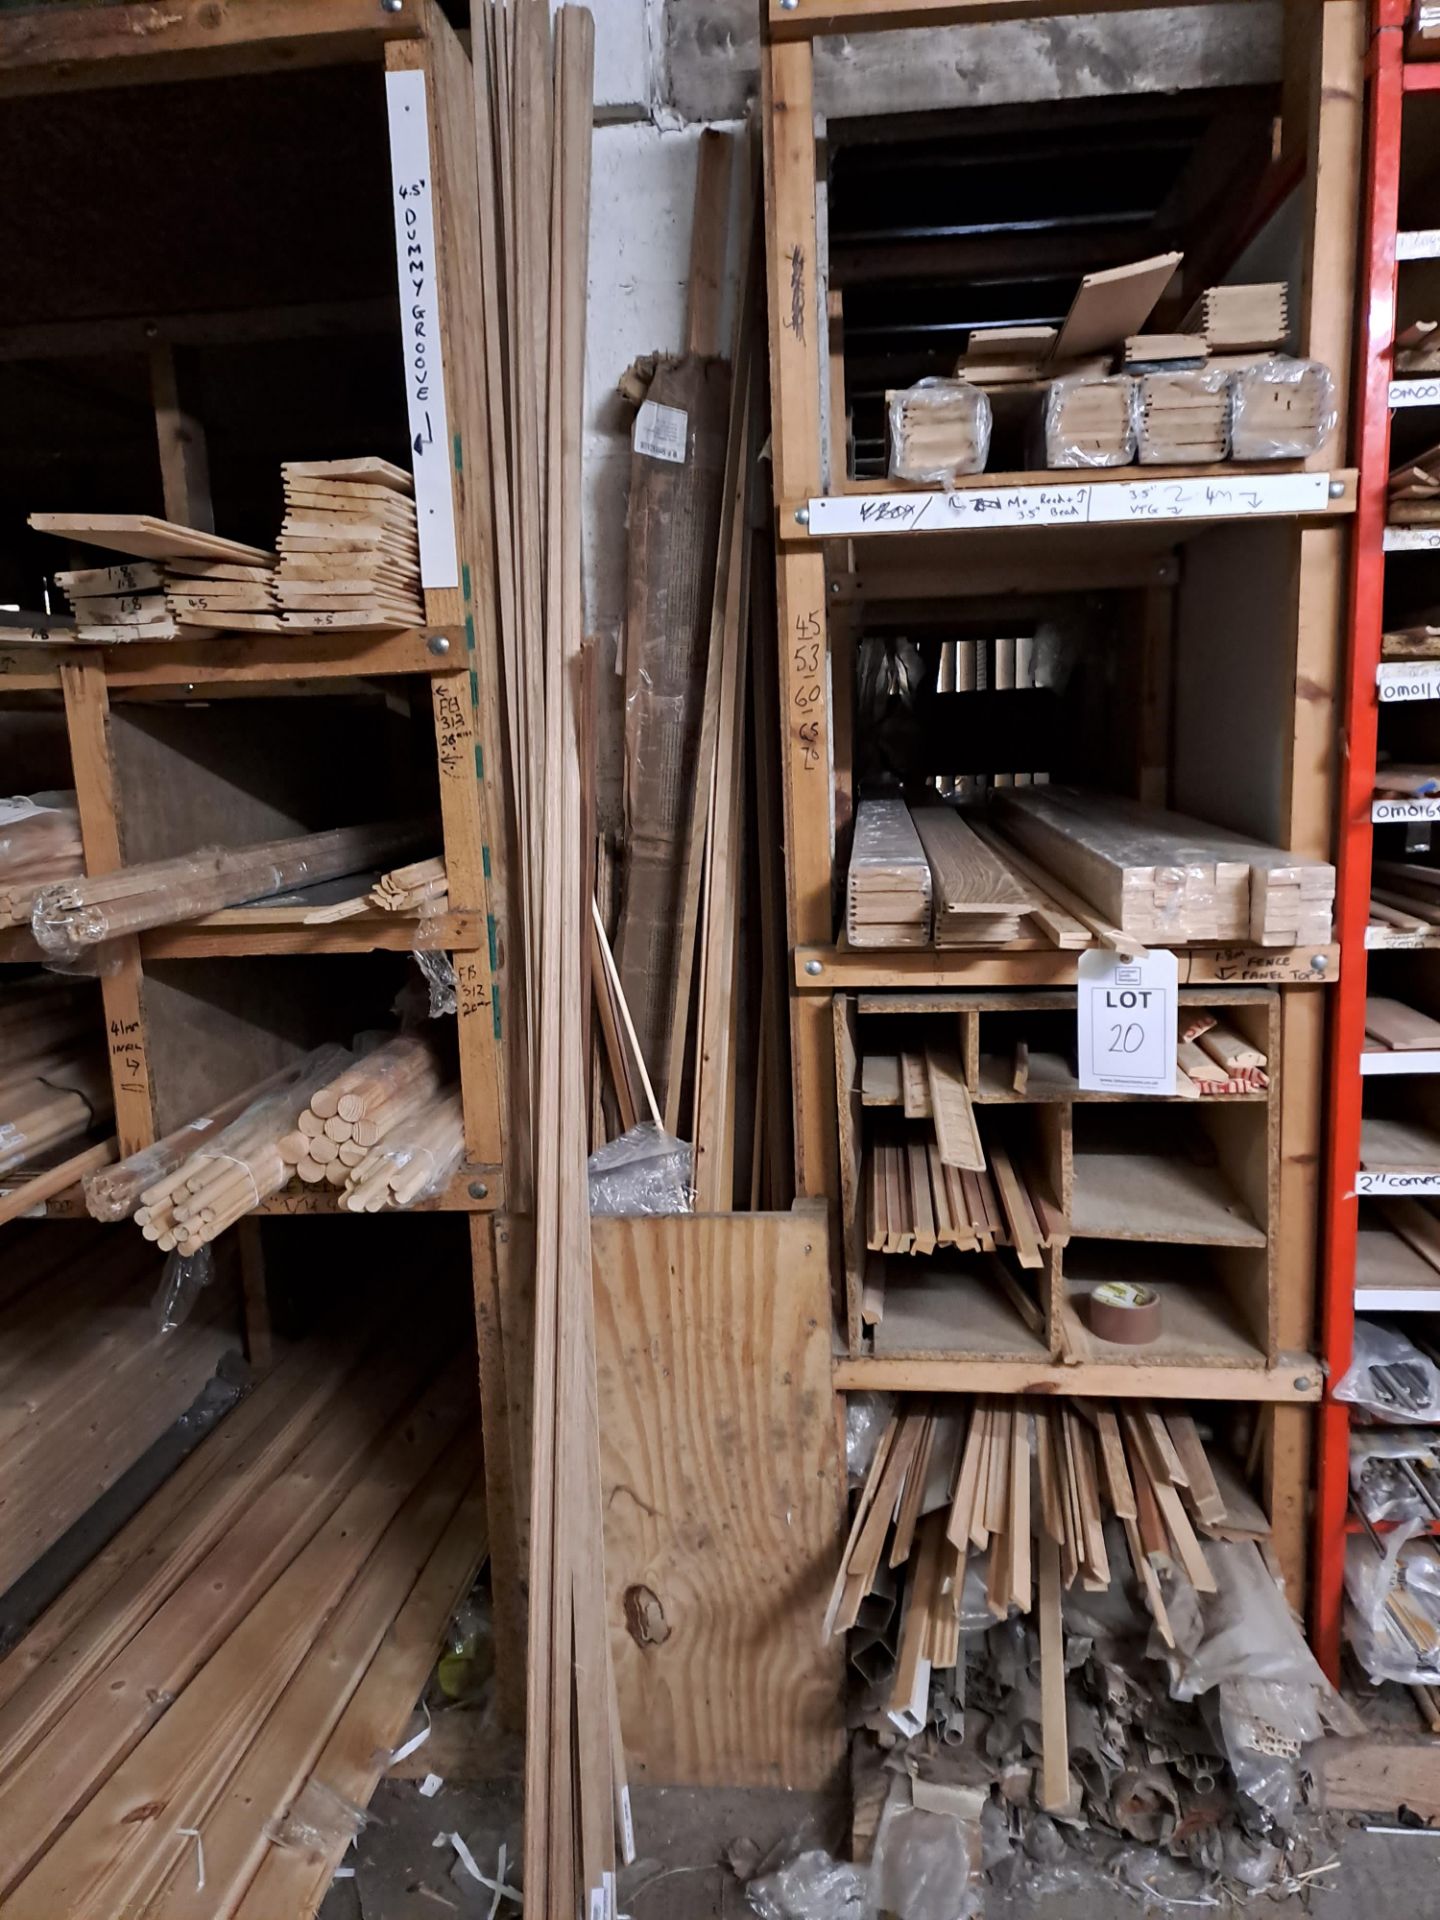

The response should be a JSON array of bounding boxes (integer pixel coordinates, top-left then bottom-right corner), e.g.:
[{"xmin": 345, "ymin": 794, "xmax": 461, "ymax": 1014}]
[
  {"xmin": 1384, "ymin": 526, "xmax": 1440, "ymax": 552},
  {"xmin": 1379, "ymin": 662, "xmax": 1440, "ymax": 702},
  {"xmin": 1357, "ymin": 1169, "xmax": 1440, "ymax": 1195},
  {"xmin": 108, "ymin": 1015, "xmax": 147, "ymax": 1098},
  {"xmin": 1373, "ymin": 796, "xmax": 1440, "ymax": 822},
  {"xmin": 1077, "ymin": 948, "xmax": 1177, "ymax": 1095},
  {"xmin": 1399, "ymin": 230, "xmax": 1440, "ymax": 260},
  {"xmin": 633, "ymin": 400, "xmax": 688, "ymax": 465},
  {"xmin": 1366, "ymin": 926, "xmax": 1431, "ymax": 949},
  {"xmin": 790, "ymin": 607, "xmax": 825, "ymax": 771},
  {"xmin": 1390, "ymin": 379, "xmax": 1440, "ymax": 409},
  {"xmin": 1196, "ymin": 945, "xmax": 1336, "ymax": 984},
  {"xmin": 433, "ymin": 680, "xmax": 469, "ymax": 779},
  {"xmin": 385, "ymin": 68, "xmax": 459, "ymax": 591},
  {"xmin": 455, "ymin": 954, "xmax": 492, "ymax": 1019},
  {"xmin": 805, "ymin": 471, "xmax": 1332, "ymax": 538}
]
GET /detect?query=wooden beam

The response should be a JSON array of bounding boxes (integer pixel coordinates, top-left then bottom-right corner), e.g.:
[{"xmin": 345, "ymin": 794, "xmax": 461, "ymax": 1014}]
[
  {"xmin": 767, "ymin": 0, "xmax": 1217, "ymax": 36},
  {"xmin": 147, "ymin": 343, "xmax": 213, "ymax": 534}
]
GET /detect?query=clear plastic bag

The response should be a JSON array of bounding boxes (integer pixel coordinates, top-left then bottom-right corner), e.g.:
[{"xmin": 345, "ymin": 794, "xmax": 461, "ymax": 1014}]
[
  {"xmin": 888, "ymin": 379, "xmax": 992, "ymax": 484},
  {"xmin": 587, "ymin": 1121, "xmax": 693, "ymax": 1215},
  {"xmin": 153, "ymin": 1246, "xmax": 215, "ymax": 1332},
  {"xmin": 746, "ymin": 1849, "xmax": 870, "ymax": 1920},
  {"xmin": 412, "ymin": 947, "xmax": 457, "ymax": 1018},
  {"xmin": 1134, "ymin": 366, "xmax": 1232, "ymax": 465},
  {"xmin": 1344, "ymin": 1524, "xmax": 1440, "ymax": 1684},
  {"xmin": 265, "ymin": 1778, "xmax": 371, "ymax": 1863},
  {"xmin": 1350, "ymin": 1428, "xmax": 1440, "ymax": 1520},
  {"xmin": 1043, "ymin": 375, "xmax": 1137, "ymax": 469},
  {"xmin": 1229, "ymin": 357, "xmax": 1336, "ymax": 460},
  {"xmin": 1334, "ymin": 1319, "xmax": 1440, "ymax": 1423},
  {"xmin": 0, "ymin": 790, "xmax": 82, "ymax": 925},
  {"xmin": 871, "ymin": 1798, "xmax": 981, "ymax": 1920},
  {"xmin": 846, "ymin": 1393, "xmax": 895, "ymax": 1485}
]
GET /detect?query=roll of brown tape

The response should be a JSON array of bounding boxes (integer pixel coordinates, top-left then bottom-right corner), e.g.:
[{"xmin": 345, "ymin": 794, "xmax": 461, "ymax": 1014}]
[{"xmin": 1088, "ymin": 1280, "xmax": 1162, "ymax": 1346}]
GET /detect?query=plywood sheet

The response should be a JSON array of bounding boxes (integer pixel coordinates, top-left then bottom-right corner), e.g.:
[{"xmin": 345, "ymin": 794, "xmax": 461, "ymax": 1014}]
[{"xmin": 592, "ymin": 1210, "xmax": 844, "ymax": 1787}]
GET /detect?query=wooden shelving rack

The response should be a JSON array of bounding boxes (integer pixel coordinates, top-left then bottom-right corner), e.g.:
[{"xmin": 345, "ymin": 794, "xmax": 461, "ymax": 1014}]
[
  {"xmin": 0, "ymin": 0, "xmax": 523, "ymax": 1700},
  {"xmin": 1317, "ymin": 0, "xmax": 1440, "ymax": 1686},
  {"xmin": 762, "ymin": 0, "xmax": 1366, "ymax": 1599}
]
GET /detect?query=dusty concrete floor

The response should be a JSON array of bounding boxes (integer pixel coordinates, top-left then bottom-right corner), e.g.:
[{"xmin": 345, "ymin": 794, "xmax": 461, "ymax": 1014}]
[{"xmin": 314, "ymin": 1774, "xmax": 1440, "ymax": 1919}]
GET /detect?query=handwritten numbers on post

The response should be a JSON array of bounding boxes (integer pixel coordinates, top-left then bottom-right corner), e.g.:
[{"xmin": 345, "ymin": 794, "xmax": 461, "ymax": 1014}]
[{"xmin": 792, "ymin": 608, "xmax": 824, "ymax": 772}]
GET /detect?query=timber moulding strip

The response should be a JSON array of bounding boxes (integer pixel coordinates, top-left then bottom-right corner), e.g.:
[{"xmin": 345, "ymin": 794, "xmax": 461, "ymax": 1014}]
[{"xmin": 833, "ymin": 1353, "xmax": 1325, "ymax": 1402}]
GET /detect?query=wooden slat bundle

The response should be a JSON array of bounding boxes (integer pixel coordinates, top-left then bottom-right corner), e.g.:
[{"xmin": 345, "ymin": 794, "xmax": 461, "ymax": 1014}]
[
  {"xmin": 1195, "ymin": 282, "xmax": 1289, "ymax": 353},
  {"xmin": 910, "ymin": 803, "xmax": 1036, "ymax": 947},
  {"xmin": 887, "ymin": 378, "xmax": 990, "ymax": 482},
  {"xmin": 369, "ymin": 855, "xmax": 448, "ymax": 914},
  {"xmin": 31, "ymin": 818, "xmax": 433, "ymax": 954},
  {"xmin": 274, "ymin": 458, "xmax": 424, "ymax": 632},
  {"xmin": 0, "ymin": 791, "xmax": 83, "ymax": 924},
  {"xmin": 133, "ymin": 1044, "xmax": 352, "ymax": 1252},
  {"xmin": 825, "ymin": 1396, "xmax": 1250, "ymax": 1797},
  {"xmin": 846, "ymin": 799, "xmax": 932, "ymax": 947},
  {"xmin": 0, "ymin": 1227, "xmax": 237, "ymax": 1597},
  {"xmin": 992, "ymin": 786, "xmax": 1334, "ymax": 946},
  {"xmin": 1042, "ymin": 374, "xmax": 1136, "ymax": 468},
  {"xmin": 475, "ymin": 1, "xmax": 623, "ymax": 1904},
  {"xmin": 1134, "ymin": 367, "xmax": 1231, "ymax": 464},
  {"xmin": 37, "ymin": 525, "xmax": 279, "ymax": 642},
  {"xmin": 0, "ymin": 1322, "xmax": 487, "ymax": 1920}
]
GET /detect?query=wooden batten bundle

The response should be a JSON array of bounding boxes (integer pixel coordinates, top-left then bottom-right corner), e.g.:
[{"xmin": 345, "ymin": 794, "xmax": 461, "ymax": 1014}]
[
  {"xmin": 31, "ymin": 818, "xmax": 433, "ymax": 954},
  {"xmin": 0, "ymin": 792, "xmax": 83, "ymax": 925},
  {"xmin": 33, "ymin": 519, "xmax": 279, "ymax": 641},
  {"xmin": 273, "ymin": 458, "xmax": 424, "ymax": 632},
  {"xmin": 369, "ymin": 856, "xmax": 448, "ymax": 914},
  {"xmin": 132, "ymin": 1044, "xmax": 353, "ymax": 1254},
  {"xmin": 339, "ymin": 1086, "xmax": 464, "ymax": 1211}
]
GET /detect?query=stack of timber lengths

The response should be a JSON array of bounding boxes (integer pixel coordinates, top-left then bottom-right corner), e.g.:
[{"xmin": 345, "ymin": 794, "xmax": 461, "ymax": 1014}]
[
  {"xmin": 762, "ymin": 0, "xmax": 1364, "ymax": 1630},
  {"xmin": 0, "ymin": 0, "xmax": 522, "ymax": 1892}
]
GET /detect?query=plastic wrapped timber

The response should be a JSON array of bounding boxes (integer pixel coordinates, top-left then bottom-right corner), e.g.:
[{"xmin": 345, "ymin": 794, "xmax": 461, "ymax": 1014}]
[
  {"xmin": 887, "ymin": 378, "xmax": 992, "ymax": 484},
  {"xmin": 1229, "ymin": 357, "xmax": 1337, "ymax": 461},
  {"xmin": 846, "ymin": 800, "xmax": 932, "ymax": 948},
  {"xmin": 991, "ymin": 786, "xmax": 1334, "ymax": 946},
  {"xmin": 909, "ymin": 804, "xmax": 1036, "ymax": 946},
  {"xmin": 1041, "ymin": 375, "xmax": 1136, "ymax": 468},
  {"xmin": 1134, "ymin": 366, "xmax": 1231, "ymax": 464}
]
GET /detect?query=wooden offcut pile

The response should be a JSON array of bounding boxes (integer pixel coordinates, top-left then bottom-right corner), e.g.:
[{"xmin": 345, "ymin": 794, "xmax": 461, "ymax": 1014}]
[
  {"xmin": 0, "ymin": 1326, "xmax": 486, "ymax": 1920},
  {"xmin": 274, "ymin": 458, "xmax": 424, "ymax": 632}
]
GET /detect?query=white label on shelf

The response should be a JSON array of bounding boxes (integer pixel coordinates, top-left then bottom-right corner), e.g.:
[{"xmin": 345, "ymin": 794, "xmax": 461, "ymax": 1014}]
[
  {"xmin": 384, "ymin": 67, "xmax": 459, "ymax": 591},
  {"xmin": 1384, "ymin": 526, "xmax": 1440, "ymax": 551},
  {"xmin": 1366, "ymin": 926, "xmax": 1433, "ymax": 948},
  {"xmin": 1391, "ymin": 379, "xmax": 1440, "ymax": 409},
  {"xmin": 1356, "ymin": 1169, "xmax": 1440, "ymax": 1195},
  {"xmin": 1373, "ymin": 796, "xmax": 1440, "ymax": 821},
  {"xmin": 1077, "ymin": 948, "xmax": 1177, "ymax": 1095},
  {"xmin": 1361, "ymin": 1049, "xmax": 1440, "ymax": 1076},
  {"xmin": 632, "ymin": 399, "xmax": 689, "ymax": 464},
  {"xmin": 1399, "ymin": 230, "xmax": 1440, "ymax": 260},
  {"xmin": 804, "ymin": 470, "xmax": 1332, "ymax": 537},
  {"xmin": 1379, "ymin": 661, "xmax": 1440, "ymax": 701}
]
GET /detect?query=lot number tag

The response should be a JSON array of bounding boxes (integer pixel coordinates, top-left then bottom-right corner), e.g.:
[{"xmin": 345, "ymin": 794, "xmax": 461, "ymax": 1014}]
[{"xmin": 1077, "ymin": 948, "xmax": 1177, "ymax": 1095}]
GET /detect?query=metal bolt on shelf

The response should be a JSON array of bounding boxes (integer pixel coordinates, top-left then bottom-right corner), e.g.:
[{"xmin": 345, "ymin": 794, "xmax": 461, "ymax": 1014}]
[
  {"xmin": 380, "ymin": 0, "xmax": 404, "ymax": 12},
  {"xmin": 1294, "ymin": 1377, "xmax": 1312, "ymax": 1394},
  {"xmin": 1310, "ymin": 953, "xmax": 1328, "ymax": 973},
  {"xmin": 794, "ymin": 506, "xmax": 810, "ymax": 526},
  {"xmin": 468, "ymin": 1180, "xmax": 489, "ymax": 1200},
  {"xmin": 427, "ymin": 635, "xmax": 450, "ymax": 656},
  {"xmin": 804, "ymin": 959, "xmax": 823, "ymax": 976},
  {"xmin": 1328, "ymin": 480, "xmax": 1345, "ymax": 498}
]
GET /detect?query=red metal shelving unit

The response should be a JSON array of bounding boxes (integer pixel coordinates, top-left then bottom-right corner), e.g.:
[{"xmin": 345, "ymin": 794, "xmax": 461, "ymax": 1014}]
[{"xmin": 1317, "ymin": 0, "xmax": 1431, "ymax": 1681}]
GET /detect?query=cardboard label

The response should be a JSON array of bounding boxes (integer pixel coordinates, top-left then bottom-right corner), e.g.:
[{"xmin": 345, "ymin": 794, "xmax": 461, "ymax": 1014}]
[
  {"xmin": 384, "ymin": 68, "xmax": 459, "ymax": 590},
  {"xmin": 633, "ymin": 399, "xmax": 689, "ymax": 464},
  {"xmin": 1077, "ymin": 948, "xmax": 1177, "ymax": 1095}
]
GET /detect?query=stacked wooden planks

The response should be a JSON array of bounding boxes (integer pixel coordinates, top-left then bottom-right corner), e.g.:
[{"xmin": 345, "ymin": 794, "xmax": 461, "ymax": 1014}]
[
  {"xmin": 888, "ymin": 378, "xmax": 991, "ymax": 482},
  {"xmin": 0, "ymin": 791, "xmax": 82, "ymax": 926},
  {"xmin": 274, "ymin": 458, "xmax": 424, "ymax": 632},
  {"xmin": 846, "ymin": 800, "xmax": 933, "ymax": 948},
  {"xmin": 1134, "ymin": 367, "xmax": 1232, "ymax": 463},
  {"xmin": 0, "ymin": 1323, "xmax": 488, "ymax": 1920},
  {"xmin": 910, "ymin": 804, "xmax": 1036, "ymax": 946},
  {"xmin": 30, "ymin": 818, "xmax": 433, "ymax": 955},
  {"xmin": 826, "ymin": 1395, "xmax": 1255, "ymax": 1795},
  {"xmin": 1365, "ymin": 995, "xmax": 1440, "ymax": 1053},
  {"xmin": 0, "ymin": 976, "xmax": 111, "ymax": 1178},
  {"xmin": 1043, "ymin": 374, "xmax": 1136, "ymax": 467},
  {"xmin": 0, "ymin": 1223, "xmax": 238, "ymax": 1595},
  {"xmin": 992, "ymin": 786, "xmax": 1334, "ymax": 946},
  {"xmin": 473, "ymin": 0, "xmax": 624, "ymax": 1902},
  {"xmin": 1196, "ymin": 281, "xmax": 1288, "ymax": 354},
  {"xmin": 33, "ymin": 520, "xmax": 279, "ymax": 641}
]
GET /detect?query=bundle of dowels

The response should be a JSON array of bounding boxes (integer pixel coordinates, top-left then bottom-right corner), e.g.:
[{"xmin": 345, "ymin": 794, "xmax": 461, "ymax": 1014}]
[
  {"xmin": 131, "ymin": 1045, "xmax": 353, "ymax": 1252},
  {"xmin": 278, "ymin": 1032, "xmax": 451, "ymax": 1192},
  {"xmin": 1175, "ymin": 1010, "xmax": 1269, "ymax": 1095},
  {"xmin": 0, "ymin": 977, "xmax": 111, "ymax": 1177},
  {"xmin": 33, "ymin": 517, "xmax": 280, "ymax": 640},
  {"xmin": 992, "ymin": 787, "xmax": 1334, "ymax": 946},
  {"xmin": 0, "ymin": 791, "xmax": 83, "ymax": 925},
  {"xmin": 30, "ymin": 818, "xmax": 432, "ymax": 954},
  {"xmin": 274, "ymin": 458, "xmax": 424, "ymax": 631},
  {"xmin": 338, "ymin": 1087, "xmax": 464, "ymax": 1211}
]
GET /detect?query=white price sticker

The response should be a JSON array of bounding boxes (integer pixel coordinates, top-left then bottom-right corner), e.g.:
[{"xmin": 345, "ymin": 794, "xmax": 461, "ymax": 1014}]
[
  {"xmin": 1077, "ymin": 948, "xmax": 1177, "ymax": 1095},
  {"xmin": 633, "ymin": 399, "xmax": 689, "ymax": 464}
]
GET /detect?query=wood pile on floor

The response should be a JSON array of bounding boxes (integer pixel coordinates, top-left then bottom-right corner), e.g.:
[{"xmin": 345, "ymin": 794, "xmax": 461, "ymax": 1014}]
[
  {"xmin": 33, "ymin": 519, "xmax": 279, "ymax": 641},
  {"xmin": 0, "ymin": 1324, "xmax": 487, "ymax": 1919},
  {"xmin": 0, "ymin": 1223, "xmax": 237, "ymax": 1596},
  {"xmin": 29, "ymin": 819, "xmax": 432, "ymax": 954},
  {"xmin": 274, "ymin": 459, "xmax": 424, "ymax": 632},
  {"xmin": 0, "ymin": 977, "xmax": 111, "ymax": 1178},
  {"xmin": 472, "ymin": 0, "xmax": 627, "ymax": 1903},
  {"xmin": 991, "ymin": 787, "xmax": 1334, "ymax": 947},
  {"xmin": 0, "ymin": 792, "xmax": 82, "ymax": 925}
]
